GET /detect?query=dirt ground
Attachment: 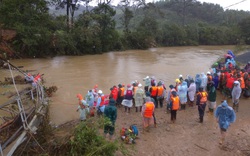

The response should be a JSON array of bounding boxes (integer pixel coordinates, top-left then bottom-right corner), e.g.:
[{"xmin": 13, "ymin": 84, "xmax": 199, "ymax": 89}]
[{"xmin": 113, "ymin": 93, "xmax": 250, "ymax": 156}]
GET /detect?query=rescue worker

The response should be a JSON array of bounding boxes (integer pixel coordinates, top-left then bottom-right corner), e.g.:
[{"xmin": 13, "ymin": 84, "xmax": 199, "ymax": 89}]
[
  {"xmin": 231, "ymin": 81, "xmax": 242, "ymax": 112},
  {"xmin": 146, "ymin": 91, "xmax": 157, "ymax": 127},
  {"xmin": 207, "ymin": 71, "xmax": 213, "ymax": 84},
  {"xmin": 196, "ymin": 87, "xmax": 208, "ymax": 123},
  {"xmin": 237, "ymin": 73, "xmax": 245, "ymax": 96},
  {"xmin": 134, "ymin": 83, "xmax": 145, "ymax": 112},
  {"xmin": 149, "ymin": 83, "xmax": 158, "ymax": 108},
  {"xmin": 214, "ymin": 100, "xmax": 236, "ymax": 145},
  {"xmin": 110, "ymin": 85, "xmax": 118, "ymax": 102},
  {"xmin": 121, "ymin": 84, "xmax": 133, "ymax": 113},
  {"xmin": 170, "ymin": 91, "xmax": 180, "ymax": 123},
  {"xmin": 157, "ymin": 81, "xmax": 164, "ymax": 108},
  {"xmin": 117, "ymin": 84, "xmax": 124, "ymax": 107},
  {"xmin": 76, "ymin": 94, "xmax": 89, "ymax": 121},
  {"xmin": 104, "ymin": 98, "xmax": 117, "ymax": 140},
  {"xmin": 225, "ymin": 74, "xmax": 235, "ymax": 98},
  {"xmin": 141, "ymin": 97, "xmax": 155, "ymax": 132},
  {"xmin": 187, "ymin": 79, "xmax": 196, "ymax": 107},
  {"xmin": 96, "ymin": 90, "xmax": 106, "ymax": 116},
  {"xmin": 207, "ymin": 81, "xmax": 217, "ymax": 114},
  {"xmin": 166, "ymin": 85, "xmax": 176, "ymax": 113}
]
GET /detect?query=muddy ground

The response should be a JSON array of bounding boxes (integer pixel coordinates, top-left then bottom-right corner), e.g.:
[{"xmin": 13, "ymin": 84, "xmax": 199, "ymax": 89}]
[{"xmin": 113, "ymin": 93, "xmax": 250, "ymax": 156}]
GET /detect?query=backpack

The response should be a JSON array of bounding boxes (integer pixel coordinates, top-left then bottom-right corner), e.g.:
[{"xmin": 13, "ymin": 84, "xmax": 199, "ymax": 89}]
[{"xmin": 130, "ymin": 125, "xmax": 139, "ymax": 136}]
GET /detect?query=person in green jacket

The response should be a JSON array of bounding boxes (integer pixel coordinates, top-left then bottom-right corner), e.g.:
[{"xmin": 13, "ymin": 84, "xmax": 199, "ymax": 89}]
[
  {"xmin": 207, "ymin": 81, "xmax": 217, "ymax": 114},
  {"xmin": 104, "ymin": 98, "xmax": 117, "ymax": 139}
]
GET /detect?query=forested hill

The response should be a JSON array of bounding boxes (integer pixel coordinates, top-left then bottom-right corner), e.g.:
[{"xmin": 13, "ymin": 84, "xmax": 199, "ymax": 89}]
[
  {"xmin": 1, "ymin": 0, "xmax": 250, "ymax": 58},
  {"xmin": 113, "ymin": 0, "xmax": 250, "ymax": 29}
]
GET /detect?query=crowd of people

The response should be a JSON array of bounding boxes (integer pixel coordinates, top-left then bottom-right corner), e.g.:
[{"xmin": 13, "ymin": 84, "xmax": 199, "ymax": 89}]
[{"xmin": 75, "ymin": 50, "xmax": 249, "ymax": 144}]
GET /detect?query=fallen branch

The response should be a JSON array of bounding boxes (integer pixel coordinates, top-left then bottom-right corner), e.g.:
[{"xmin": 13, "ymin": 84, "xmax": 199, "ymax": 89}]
[{"xmin": 194, "ymin": 143, "xmax": 209, "ymax": 151}]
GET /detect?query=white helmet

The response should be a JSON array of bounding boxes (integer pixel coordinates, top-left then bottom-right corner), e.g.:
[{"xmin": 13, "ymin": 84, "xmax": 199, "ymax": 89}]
[
  {"xmin": 138, "ymin": 83, "xmax": 142, "ymax": 87},
  {"xmin": 234, "ymin": 81, "xmax": 240, "ymax": 85},
  {"xmin": 179, "ymin": 74, "xmax": 183, "ymax": 78},
  {"xmin": 207, "ymin": 71, "xmax": 211, "ymax": 75},
  {"xmin": 98, "ymin": 90, "xmax": 103, "ymax": 94}
]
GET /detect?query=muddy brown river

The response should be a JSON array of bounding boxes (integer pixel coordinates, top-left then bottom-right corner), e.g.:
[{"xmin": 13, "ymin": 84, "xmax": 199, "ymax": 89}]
[{"xmin": 0, "ymin": 46, "xmax": 234, "ymax": 125}]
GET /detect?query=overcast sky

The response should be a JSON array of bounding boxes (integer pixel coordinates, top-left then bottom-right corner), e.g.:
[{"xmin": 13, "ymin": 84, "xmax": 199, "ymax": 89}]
[{"xmin": 199, "ymin": 0, "xmax": 249, "ymax": 11}]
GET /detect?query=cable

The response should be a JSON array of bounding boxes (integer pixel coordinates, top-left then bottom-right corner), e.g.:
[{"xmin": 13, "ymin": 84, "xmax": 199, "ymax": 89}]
[{"xmin": 224, "ymin": 0, "xmax": 247, "ymax": 9}]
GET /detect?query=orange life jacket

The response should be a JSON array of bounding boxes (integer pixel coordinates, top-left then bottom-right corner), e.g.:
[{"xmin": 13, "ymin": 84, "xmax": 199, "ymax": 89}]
[
  {"xmin": 151, "ymin": 86, "xmax": 157, "ymax": 97},
  {"xmin": 238, "ymin": 77, "xmax": 245, "ymax": 89},
  {"xmin": 120, "ymin": 87, "xmax": 125, "ymax": 96},
  {"xmin": 207, "ymin": 75, "xmax": 213, "ymax": 81},
  {"xmin": 157, "ymin": 86, "xmax": 164, "ymax": 96},
  {"xmin": 197, "ymin": 91, "xmax": 207, "ymax": 104},
  {"xmin": 100, "ymin": 95, "xmax": 105, "ymax": 106},
  {"xmin": 144, "ymin": 102, "xmax": 154, "ymax": 118},
  {"xmin": 133, "ymin": 86, "xmax": 138, "ymax": 95},
  {"xmin": 171, "ymin": 96, "xmax": 180, "ymax": 110}
]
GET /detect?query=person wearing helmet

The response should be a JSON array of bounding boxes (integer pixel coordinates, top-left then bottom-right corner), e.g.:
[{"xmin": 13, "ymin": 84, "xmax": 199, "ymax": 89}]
[
  {"xmin": 96, "ymin": 90, "xmax": 106, "ymax": 116},
  {"xmin": 121, "ymin": 84, "xmax": 133, "ymax": 113},
  {"xmin": 76, "ymin": 94, "xmax": 89, "ymax": 121},
  {"xmin": 143, "ymin": 76, "xmax": 151, "ymax": 92},
  {"xmin": 231, "ymin": 81, "xmax": 242, "ymax": 112}
]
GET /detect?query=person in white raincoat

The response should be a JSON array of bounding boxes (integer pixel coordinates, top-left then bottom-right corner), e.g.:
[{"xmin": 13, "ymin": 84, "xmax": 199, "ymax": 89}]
[
  {"xmin": 134, "ymin": 83, "xmax": 145, "ymax": 112},
  {"xmin": 187, "ymin": 79, "xmax": 196, "ymax": 107},
  {"xmin": 76, "ymin": 94, "xmax": 89, "ymax": 121}
]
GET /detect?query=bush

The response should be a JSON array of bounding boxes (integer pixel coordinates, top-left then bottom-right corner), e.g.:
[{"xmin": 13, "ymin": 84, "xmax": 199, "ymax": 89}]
[{"xmin": 69, "ymin": 117, "xmax": 118, "ymax": 156}]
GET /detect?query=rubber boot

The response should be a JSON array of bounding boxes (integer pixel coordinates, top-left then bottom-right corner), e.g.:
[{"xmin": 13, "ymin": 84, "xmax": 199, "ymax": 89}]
[
  {"xmin": 140, "ymin": 106, "xmax": 142, "ymax": 112},
  {"xmin": 125, "ymin": 107, "xmax": 127, "ymax": 113},
  {"xmin": 183, "ymin": 104, "xmax": 186, "ymax": 110},
  {"xmin": 136, "ymin": 107, "xmax": 138, "ymax": 112},
  {"xmin": 128, "ymin": 108, "xmax": 130, "ymax": 113}
]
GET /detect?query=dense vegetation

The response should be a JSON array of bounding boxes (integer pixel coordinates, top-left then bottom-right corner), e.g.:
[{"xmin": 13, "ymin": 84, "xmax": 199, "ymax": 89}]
[{"xmin": 0, "ymin": 0, "xmax": 250, "ymax": 57}]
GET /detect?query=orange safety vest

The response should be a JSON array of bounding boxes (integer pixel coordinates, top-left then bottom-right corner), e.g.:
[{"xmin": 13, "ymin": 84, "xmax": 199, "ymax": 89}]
[
  {"xmin": 171, "ymin": 96, "xmax": 180, "ymax": 110},
  {"xmin": 133, "ymin": 86, "xmax": 138, "ymax": 94},
  {"xmin": 157, "ymin": 86, "xmax": 164, "ymax": 96},
  {"xmin": 120, "ymin": 87, "xmax": 125, "ymax": 96},
  {"xmin": 151, "ymin": 86, "xmax": 157, "ymax": 96},
  {"xmin": 238, "ymin": 77, "xmax": 245, "ymax": 89},
  {"xmin": 207, "ymin": 75, "xmax": 212, "ymax": 81},
  {"xmin": 100, "ymin": 95, "xmax": 105, "ymax": 106},
  {"xmin": 197, "ymin": 91, "xmax": 207, "ymax": 104},
  {"xmin": 144, "ymin": 102, "xmax": 154, "ymax": 118}
]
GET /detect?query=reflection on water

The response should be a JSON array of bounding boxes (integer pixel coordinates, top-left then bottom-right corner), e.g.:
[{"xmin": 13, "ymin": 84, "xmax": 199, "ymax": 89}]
[{"xmin": 0, "ymin": 46, "xmax": 234, "ymax": 125}]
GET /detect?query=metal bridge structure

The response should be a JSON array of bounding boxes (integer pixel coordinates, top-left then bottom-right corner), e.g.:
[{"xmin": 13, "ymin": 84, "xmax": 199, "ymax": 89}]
[{"xmin": 0, "ymin": 59, "xmax": 48, "ymax": 156}]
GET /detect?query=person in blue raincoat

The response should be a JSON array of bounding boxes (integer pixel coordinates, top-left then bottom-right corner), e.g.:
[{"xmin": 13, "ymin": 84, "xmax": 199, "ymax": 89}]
[
  {"xmin": 195, "ymin": 74, "xmax": 202, "ymax": 92},
  {"xmin": 200, "ymin": 72, "xmax": 208, "ymax": 90},
  {"xmin": 214, "ymin": 100, "xmax": 236, "ymax": 145},
  {"xmin": 85, "ymin": 90, "xmax": 94, "ymax": 108},
  {"xmin": 177, "ymin": 81, "xmax": 188, "ymax": 110}
]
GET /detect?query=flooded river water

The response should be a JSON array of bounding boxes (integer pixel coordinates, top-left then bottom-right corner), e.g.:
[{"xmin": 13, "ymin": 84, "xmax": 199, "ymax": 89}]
[{"xmin": 0, "ymin": 46, "xmax": 234, "ymax": 125}]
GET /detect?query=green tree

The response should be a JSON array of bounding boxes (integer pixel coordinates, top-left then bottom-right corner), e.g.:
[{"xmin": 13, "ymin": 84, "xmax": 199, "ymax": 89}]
[
  {"xmin": 0, "ymin": 0, "xmax": 54, "ymax": 57},
  {"xmin": 238, "ymin": 16, "xmax": 250, "ymax": 44}
]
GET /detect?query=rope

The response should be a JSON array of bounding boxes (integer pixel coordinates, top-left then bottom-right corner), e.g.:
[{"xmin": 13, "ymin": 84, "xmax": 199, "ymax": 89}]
[
  {"xmin": 224, "ymin": 0, "xmax": 248, "ymax": 9},
  {"xmin": 7, "ymin": 61, "xmax": 29, "ymax": 130}
]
